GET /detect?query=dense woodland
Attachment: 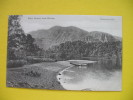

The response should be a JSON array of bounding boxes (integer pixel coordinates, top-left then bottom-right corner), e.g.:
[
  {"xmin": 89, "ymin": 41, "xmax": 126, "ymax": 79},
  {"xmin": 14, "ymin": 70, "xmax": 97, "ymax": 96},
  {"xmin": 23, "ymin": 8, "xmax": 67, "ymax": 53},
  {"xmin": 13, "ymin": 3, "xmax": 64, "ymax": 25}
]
[
  {"xmin": 8, "ymin": 15, "xmax": 43, "ymax": 67},
  {"xmin": 7, "ymin": 15, "xmax": 122, "ymax": 68},
  {"xmin": 45, "ymin": 41, "xmax": 122, "ymax": 61}
]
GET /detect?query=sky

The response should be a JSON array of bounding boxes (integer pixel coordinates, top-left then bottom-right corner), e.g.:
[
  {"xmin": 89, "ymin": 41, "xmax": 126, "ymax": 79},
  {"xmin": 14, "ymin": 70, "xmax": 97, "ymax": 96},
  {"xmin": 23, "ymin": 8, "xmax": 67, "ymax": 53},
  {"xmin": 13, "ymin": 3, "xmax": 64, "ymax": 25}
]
[{"xmin": 20, "ymin": 15, "xmax": 122, "ymax": 37}]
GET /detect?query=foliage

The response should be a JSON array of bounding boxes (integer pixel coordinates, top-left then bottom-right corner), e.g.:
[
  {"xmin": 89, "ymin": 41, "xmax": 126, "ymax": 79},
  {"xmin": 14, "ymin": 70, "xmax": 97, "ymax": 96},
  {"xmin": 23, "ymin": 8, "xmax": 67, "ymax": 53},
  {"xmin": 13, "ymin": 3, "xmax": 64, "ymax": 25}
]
[
  {"xmin": 45, "ymin": 41, "xmax": 122, "ymax": 61},
  {"xmin": 25, "ymin": 34, "xmax": 42, "ymax": 56},
  {"xmin": 8, "ymin": 15, "xmax": 27, "ymax": 60},
  {"xmin": 24, "ymin": 70, "xmax": 41, "ymax": 77},
  {"xmin": 7, "ymin": 60, "xmax": 27, "ymax": 68},
  {"xmin": 7, "ymin": 15, "xmax": 43, "ymax": 68}
]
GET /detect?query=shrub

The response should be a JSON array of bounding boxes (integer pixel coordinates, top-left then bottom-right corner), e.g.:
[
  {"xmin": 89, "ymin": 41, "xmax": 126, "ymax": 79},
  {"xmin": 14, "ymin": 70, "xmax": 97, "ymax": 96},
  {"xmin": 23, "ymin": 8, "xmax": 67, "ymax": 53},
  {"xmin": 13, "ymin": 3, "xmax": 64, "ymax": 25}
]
[
  {"xmin": 26, "ymin": 57, "xmax": 44, "ymax": 64},
  {"xmin": 26, "ymin": 56, "xmax": 56, "ymax": 64},
  {"xmin": 24, "ymin": 70, "xmax": 41, "ymax": 77},
  {"xmin": 7, "ymin": 60, "xmax": 27, "ymax": 68}
]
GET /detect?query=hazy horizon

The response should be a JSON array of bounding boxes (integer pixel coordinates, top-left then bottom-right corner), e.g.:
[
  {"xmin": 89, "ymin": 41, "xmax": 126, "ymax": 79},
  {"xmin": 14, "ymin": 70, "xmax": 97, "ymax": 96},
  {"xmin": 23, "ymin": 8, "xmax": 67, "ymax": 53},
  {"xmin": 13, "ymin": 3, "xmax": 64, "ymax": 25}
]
[{"xmin": 20, "ymin": 15, "xmax": 122, "ymax": 37}]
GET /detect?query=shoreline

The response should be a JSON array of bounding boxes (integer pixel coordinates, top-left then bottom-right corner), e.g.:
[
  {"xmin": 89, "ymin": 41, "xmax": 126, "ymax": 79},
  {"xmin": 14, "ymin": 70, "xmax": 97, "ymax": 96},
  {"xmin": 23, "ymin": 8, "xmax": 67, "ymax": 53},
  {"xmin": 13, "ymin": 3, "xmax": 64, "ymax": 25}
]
[
  {"xmin": 7, "ymin": 60, "xmax": 97, "ymax": 90},
  {"xmin": 7, "ymin": 61, "xmax": 72, "ymax": 90},
  {"xmin": 56, "ymin": 60, "xmax": 97, "ymax": 90}
]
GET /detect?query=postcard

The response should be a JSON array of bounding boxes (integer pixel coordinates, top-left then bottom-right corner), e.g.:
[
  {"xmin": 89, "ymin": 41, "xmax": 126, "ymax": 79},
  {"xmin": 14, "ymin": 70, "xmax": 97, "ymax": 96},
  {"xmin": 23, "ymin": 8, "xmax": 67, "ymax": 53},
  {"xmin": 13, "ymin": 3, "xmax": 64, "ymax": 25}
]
[{"xmin": 7, "ymin": 15, "xmax": 122, "ymax": 91}]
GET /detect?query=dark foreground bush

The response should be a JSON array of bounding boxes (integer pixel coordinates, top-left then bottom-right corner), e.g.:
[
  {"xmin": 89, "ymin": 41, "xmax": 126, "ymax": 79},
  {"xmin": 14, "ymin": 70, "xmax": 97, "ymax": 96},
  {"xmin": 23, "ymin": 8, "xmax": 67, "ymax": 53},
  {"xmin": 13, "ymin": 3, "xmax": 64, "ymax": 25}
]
[
  {"xmin": 26, "ymin": 56, "xmax": 56, "ymax": 64},
  {"xmin": 26, "ymin": 57, "xmax": 44, "ymax": 64},
  {"xmin": 7, "ymin": 57, "xmax": 56, "ymax": 68},
  {"xmin": 7, "ymin": 60, "xmax": 27, "ymax": 68},
  {"xmin": 24, "ymin": 70, "xmax": 41, "ymax": 77}
]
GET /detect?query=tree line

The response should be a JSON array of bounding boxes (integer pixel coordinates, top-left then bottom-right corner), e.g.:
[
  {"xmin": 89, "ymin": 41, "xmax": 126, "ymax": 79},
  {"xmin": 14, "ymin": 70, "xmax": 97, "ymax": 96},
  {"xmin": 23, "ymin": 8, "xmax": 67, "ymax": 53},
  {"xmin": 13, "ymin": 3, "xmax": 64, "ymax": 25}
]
[{"xmin": 45, "ymin": 41, "xmax": 122, "ymax": 61}]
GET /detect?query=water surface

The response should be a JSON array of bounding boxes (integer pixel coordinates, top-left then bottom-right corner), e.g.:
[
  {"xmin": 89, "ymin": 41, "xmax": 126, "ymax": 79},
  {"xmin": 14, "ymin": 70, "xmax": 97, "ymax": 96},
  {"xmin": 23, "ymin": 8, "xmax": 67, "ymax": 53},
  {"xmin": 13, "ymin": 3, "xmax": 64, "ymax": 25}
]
[{"xmin": 57, "ymin": 60, "xmax": 122, "ymax": 91}]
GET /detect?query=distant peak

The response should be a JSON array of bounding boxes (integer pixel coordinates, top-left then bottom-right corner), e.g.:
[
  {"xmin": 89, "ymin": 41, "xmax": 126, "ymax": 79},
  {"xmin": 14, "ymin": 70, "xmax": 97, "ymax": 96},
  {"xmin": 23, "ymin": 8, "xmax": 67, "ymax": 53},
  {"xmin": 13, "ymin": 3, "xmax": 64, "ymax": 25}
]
[
  {"xmin": 49, "ymin": 26, "xmax": 63, "ymax": 29},
  {"xmin": 49, "ymin": 26, "xmax": 81, "ymax": 30}
]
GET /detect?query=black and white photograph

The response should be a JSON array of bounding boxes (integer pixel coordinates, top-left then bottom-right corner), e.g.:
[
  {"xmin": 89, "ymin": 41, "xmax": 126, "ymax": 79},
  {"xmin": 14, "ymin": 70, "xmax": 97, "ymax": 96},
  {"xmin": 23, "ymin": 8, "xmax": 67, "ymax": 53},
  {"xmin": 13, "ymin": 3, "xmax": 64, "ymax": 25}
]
[{"xmin": 7, "ymin": 15, "xmax": 122, "ymax": 91}]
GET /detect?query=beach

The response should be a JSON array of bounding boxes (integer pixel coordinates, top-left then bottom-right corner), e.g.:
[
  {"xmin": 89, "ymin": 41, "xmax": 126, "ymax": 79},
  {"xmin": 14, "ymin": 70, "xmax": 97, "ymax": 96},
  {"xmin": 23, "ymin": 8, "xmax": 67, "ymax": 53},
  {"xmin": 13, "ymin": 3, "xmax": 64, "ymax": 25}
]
[{"xmin": 7, "ymin": 61, "xmax": 72, "ymax": 90}]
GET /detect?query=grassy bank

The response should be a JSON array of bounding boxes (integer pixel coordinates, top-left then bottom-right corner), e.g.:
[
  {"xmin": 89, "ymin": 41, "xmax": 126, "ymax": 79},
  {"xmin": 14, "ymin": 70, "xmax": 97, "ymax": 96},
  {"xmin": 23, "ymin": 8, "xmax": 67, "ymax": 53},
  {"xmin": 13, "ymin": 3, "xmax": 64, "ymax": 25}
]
[{"xmin": 6, "ymin": 62, "xmax": 70, "ymax": 90}]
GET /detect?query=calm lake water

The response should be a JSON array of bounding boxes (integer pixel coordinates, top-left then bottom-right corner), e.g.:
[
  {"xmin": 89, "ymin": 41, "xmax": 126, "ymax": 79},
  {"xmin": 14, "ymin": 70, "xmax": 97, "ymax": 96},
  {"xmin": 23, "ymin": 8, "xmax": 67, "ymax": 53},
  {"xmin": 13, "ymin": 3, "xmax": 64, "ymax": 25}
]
[{"xmin": 57, "ymin": 59, "xmax": 122, "ymax": 91}]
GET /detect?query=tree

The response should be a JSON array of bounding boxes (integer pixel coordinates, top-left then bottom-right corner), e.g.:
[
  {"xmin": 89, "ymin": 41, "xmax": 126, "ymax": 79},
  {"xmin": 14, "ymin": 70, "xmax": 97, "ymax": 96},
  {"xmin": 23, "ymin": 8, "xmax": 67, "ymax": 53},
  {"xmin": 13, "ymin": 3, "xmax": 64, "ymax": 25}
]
[
  {"xmin": 25, "ymin": 34, "xmax": 35, "ymax": 55},
  {"xmin": 8, "ymin": 15, "xmax": 27, "ymax": 60},
  {"xmin": 8, "ymin": 15, "xmax": 42, "ymax": 60}
]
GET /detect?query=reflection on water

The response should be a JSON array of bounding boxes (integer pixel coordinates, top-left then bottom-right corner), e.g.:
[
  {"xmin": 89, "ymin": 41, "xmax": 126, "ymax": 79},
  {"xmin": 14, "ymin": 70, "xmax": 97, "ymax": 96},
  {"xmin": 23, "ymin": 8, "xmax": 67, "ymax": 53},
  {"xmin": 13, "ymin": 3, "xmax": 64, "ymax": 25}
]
[{"xmin": 57, "ymin": 59, "xmax": 122, "ymax": 91}]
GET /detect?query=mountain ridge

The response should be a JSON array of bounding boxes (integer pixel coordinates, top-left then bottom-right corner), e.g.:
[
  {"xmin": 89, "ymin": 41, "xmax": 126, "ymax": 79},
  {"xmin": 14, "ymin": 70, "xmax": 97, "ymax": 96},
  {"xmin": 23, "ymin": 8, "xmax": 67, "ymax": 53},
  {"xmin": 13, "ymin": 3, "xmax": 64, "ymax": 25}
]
[{"xmin": 28, "ymin": 26, "xmax": 121, "ymax": 50}]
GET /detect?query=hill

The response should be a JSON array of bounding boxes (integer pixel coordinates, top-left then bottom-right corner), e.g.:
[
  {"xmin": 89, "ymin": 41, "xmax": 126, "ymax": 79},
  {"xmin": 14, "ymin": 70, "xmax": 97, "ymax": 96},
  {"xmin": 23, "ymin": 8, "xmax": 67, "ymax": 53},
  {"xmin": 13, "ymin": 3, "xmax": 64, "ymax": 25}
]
[{"xmin": 29, "ymin": 26, "xmax": 121, "ymax": 50}]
